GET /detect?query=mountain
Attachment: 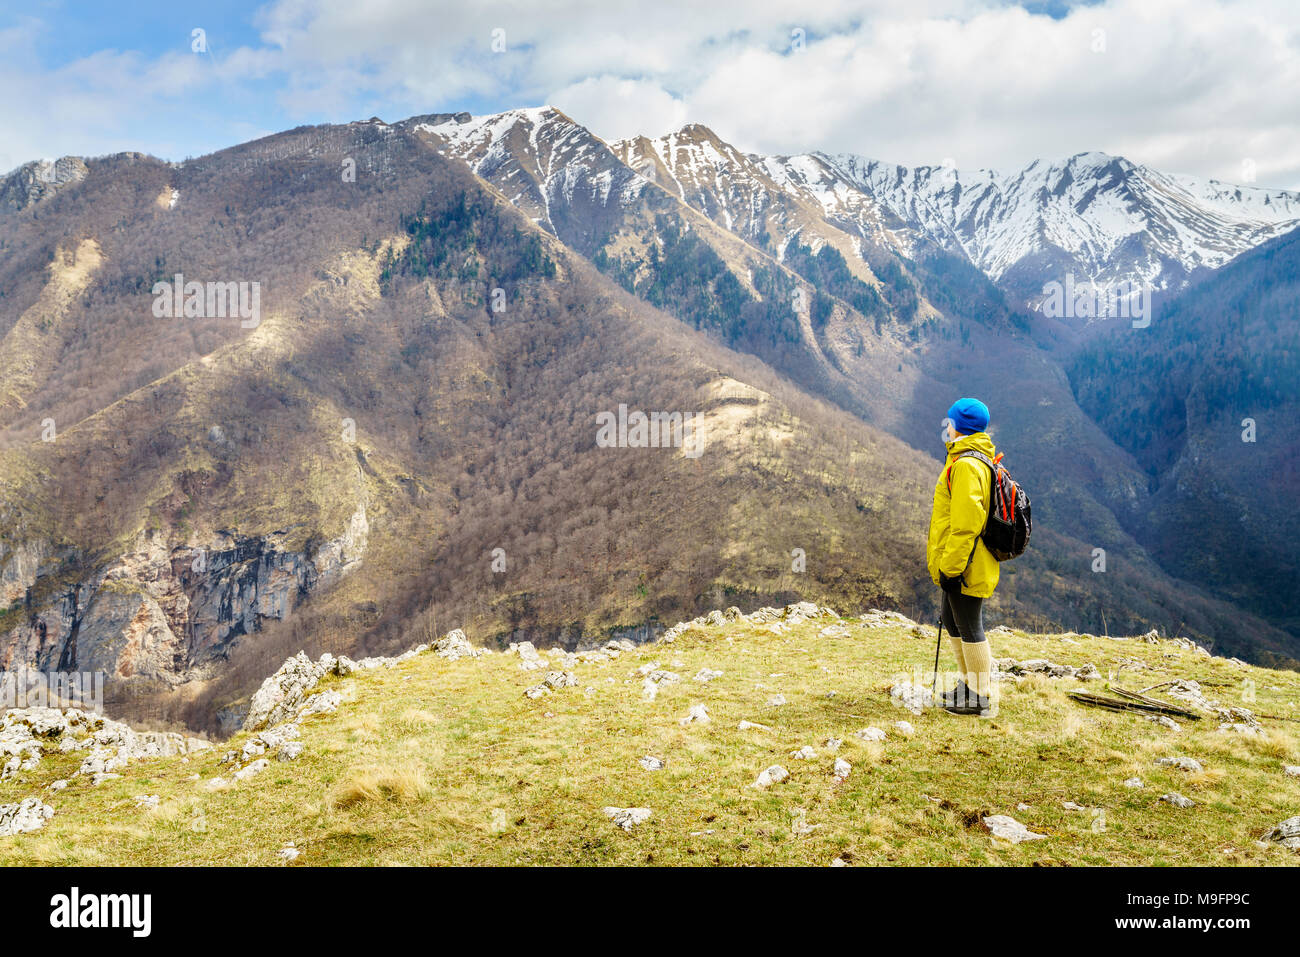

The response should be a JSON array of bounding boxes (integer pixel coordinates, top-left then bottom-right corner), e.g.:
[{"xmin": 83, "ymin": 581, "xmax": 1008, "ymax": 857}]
[
  {"xmin": 1069, "ymin": 224, "xmax": 1300, "ymax": 646},
  {"xmin": 4, "ymin": 605, "xmax": 1299, "ymax": 865},
  {"xmin": 763, "ymin": 149, "xmax": 1300, "ymax": 310},
  {"xmin": 1, "ymin": 109, "xmax": 1297, "ymax": 736},
  {"xmin": 413, "ymin": 107, "xmax": 1300, "ymax": 666}
]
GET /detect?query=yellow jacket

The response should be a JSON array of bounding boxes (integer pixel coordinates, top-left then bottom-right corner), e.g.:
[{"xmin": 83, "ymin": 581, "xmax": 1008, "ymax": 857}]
[{"xmin": 927, "ymin": 431, "xmax": 1000, "ymax": 598}]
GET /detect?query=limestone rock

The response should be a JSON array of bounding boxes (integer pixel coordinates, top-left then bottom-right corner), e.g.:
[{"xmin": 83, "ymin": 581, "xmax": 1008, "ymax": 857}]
[
  {"xmin": 680, "ymin": 704, "xmax": 710, "ymax": 725},
  {"xmin": 639, "ymin": 755, "xmax": 664, "ymax": 771},
  {"xmin": 234, "ymin": 758, "xmax": 269, "ymax": 781},
  {"xmin": 984, "ymin": 815, "xmax": 1046, "ymax": 843},
  {"xmin": 854, "ymin": 726, "xmax": 887, "ymax": 742},
  {"xmin": 1160, "ymin": 792, "xmax": 1196, "ymax": 809},
  {"xmin": 1156, "ymin": 756, "xmax": 1203, "ymax": 773},
  {"xmin": 790, "ymin": 745, "xmax": 817, "ymax": 760},
  {"xmin": 754, "ymin": 765, "xmax": 789, "ymax": 788},
  {"xmin": 604, "ymin": 806, "xmax": 652, "ymax": 831},
  {"xmin": 0, "ymin": 797, "xmax": 54, "ymax": 836},
  {"xmin": 1263, "ymin": 816, "xmax": 1300, "ymax": 850},
  {"xmin": 890, "ymin": 680, "xmax": 933, "ymax": 715},
  {"xmin": 432, "ymin": 629, "xmax": 482, "ymax": 661}
]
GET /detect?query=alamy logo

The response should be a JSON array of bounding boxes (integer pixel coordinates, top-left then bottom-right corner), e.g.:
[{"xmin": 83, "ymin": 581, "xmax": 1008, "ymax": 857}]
[
  {"xmin": 49, "ymin": 887, "xmax": 151, "ymax": 937},
  {"xmin": 152, "ymin": 273, "xmax": 261, "ymax": 328},
  {"xmin": 1041, "ymin": 273, "xmax": 1151, "ymax": 328},
  {"xmin": 596, "ymin": 404, "xmax": 704, "ymax": 458}
]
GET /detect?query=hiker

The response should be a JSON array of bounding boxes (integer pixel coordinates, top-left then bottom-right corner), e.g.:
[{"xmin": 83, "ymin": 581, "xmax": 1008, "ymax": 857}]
[{"xmin": 928, "ymin": 397, "xmax": 999, "ymax": 715}]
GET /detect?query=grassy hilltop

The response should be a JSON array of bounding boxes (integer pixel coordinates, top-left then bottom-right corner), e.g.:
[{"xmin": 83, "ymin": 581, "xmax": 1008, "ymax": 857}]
[{"xmin": 2, "ymin": 606, "xmax": 1299, "ymax": 866}]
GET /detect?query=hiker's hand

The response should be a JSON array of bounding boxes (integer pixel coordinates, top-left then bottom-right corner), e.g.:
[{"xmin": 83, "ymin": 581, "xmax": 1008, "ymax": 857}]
[{"xmin": 939, "ymin": 573, "xmax": 964, "ymax": 596}]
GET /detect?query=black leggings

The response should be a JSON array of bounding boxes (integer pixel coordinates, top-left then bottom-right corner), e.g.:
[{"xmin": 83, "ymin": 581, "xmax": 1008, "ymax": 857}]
[{"xmin": 941, "ymin": 590, "xmax": 986, "ymax": 643}]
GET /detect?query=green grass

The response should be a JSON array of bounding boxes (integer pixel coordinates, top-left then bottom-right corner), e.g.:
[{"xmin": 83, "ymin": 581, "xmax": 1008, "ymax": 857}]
[{"xmin": 3, "ymin": 615, "xmax": 1299, "ymax": 866}]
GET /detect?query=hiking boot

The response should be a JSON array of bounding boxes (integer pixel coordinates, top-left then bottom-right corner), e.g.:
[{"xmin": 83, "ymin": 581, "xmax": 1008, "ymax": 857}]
[
  {"xmin": 938, "ymin": 680, "xmax": 973, "ymax": 708},
  {"xmin": 944, "ymin": 691, "xmax": 993, "ymax": 716}
]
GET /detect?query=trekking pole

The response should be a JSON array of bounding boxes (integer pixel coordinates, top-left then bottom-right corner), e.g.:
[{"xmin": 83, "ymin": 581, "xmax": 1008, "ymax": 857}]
[{"xmin": 931, "ymin": 618, "xmax": 944, "ymax": 701}]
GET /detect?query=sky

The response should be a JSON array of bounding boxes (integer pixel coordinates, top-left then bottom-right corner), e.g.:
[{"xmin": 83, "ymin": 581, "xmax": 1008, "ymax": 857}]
[{"xmin": 2, "ymin": 0, "xmax": 1299, "ymax": 188}]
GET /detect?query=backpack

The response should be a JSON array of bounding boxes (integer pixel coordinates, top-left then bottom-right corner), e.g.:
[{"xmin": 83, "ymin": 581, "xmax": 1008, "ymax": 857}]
[{"xmin": 945, "ymin": 450, "xmax": 1032, "ymax": 561}]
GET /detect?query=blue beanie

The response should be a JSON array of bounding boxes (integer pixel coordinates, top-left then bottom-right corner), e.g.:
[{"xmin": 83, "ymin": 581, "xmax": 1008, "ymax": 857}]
[{"xmin": 947, "ymin": 397, "xmax": 990, "ymax": 435}]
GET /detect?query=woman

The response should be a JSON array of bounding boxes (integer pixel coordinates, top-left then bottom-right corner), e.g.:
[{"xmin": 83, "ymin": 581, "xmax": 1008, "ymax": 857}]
[{"xmin": 927, "ymin": 397, "xmax": 999, "ymax": 715}]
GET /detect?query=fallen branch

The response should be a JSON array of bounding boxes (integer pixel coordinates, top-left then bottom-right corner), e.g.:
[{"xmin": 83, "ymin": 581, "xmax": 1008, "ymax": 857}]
[{"xmin": 1067, "ymin": 687, "xmax": 1201, "ymax": 721}]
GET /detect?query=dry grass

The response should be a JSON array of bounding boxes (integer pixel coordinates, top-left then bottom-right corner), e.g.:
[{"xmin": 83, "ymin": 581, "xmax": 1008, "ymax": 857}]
[{"xmin": 2, "ymin": 615, "xmax": 1298, "ymax": 866}]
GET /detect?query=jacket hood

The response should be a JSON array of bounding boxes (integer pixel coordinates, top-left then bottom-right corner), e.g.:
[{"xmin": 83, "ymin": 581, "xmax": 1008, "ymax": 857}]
[{"xmin": 945, "ymin": 431, "xmax": 996, "ymax": 460}]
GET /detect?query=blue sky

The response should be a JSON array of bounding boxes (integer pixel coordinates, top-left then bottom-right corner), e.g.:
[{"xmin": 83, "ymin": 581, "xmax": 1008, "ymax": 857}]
[{"xmin": 3, "ymin": 0, "xmax": 1299, "ymax": 188}]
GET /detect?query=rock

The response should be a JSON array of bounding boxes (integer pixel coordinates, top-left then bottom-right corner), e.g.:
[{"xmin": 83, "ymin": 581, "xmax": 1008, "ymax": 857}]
[
  {"xmin": 830, "ymin": 857, "xmax": 849, "ymax": 866},
  {"xmin": 523, "ymin": 684, "xmax": 551, "ymax": 699},
  {"xmin": 299, "ymin": 689, "xmax": 341, "ymax": 719},
  {"xmin": 819, "ymin": 625, "xmax": 849, "ymax": 639},
  {"xmin": 134, "ymin": 794, "xmax": 160, "ymax": 809},
  {"xmin": 983, "ymin": 815, "xmax": 1046, "ymax": 844},
  {"xmin": 705, "ymin": 610, "xmax": 726, "ymax": 626},
  {"xmin": 278, "ymin": 842, "xmax": 300, "ymax": 862},
  {"xmin": 48, "ymin": 779, "xmax": 68, "ymax": 791},
  {"xmin": 91, "ymin": 772, "xmax": 121, "ymax": 786},
  {"xmin": 1123, "ymin": 777, "xmax": 1144, "ymax": 789},
  {"xmin": 509, "ymin": 641, "xmax": 547, "ymax": 672},
  {"xmin": 0, "ymin": 797, "xmax": 55, "ymax": 835},
  {"xmin": 1143, "ymin": 715, "xmax": 1181, "ymax": 731},
  {"xmin": 680, "ymin": 704, "xmax": 711, "ymax": 725},
  {"xmin": 890, "ymin": 680, "xmax": 932, "ymax": 715},
  {"xmin": 791, "ymin": 809, "xmax": 820, "ymax": 836},
  {"xmin": 824, "ymin": 737, "xmax": 842, "ymax": 752},
  {"xmin": 1062, "ymin": 801, "xmax": 1087, "ymax": 811},
  {"xmin": 1263, "ymin": 816, "xmax": 1300, "ymax": 850},
  {"xmin": 243, "ymin": 651, "xmax": 333, "ymax": 731},
  {"xmin": 639, "ymin": 755, "xmax": 664, "ymax": 771},
  {"xmin": 753, "ymin": 765, "xmax": 789, "ymax": 788},
  {"xmin": 893, "ymin": 721, "xmax": 915, "ymax": 737},
  {"xmin": 790, "ymin": 746, "xmax": 817, "ymax": 760},
  {"xmin": 859, "ymin": 609, "xmax": 916, "ymax": 629},
  {"xmin": 1165, "ymin": 679, "xmax": 1215, "ymax": 711},
  {"xmin": 234, "ymin": 758, "xmax": 270, "ymax": 781},
  {"xmin": 693, "ymin": 668, "xmax": 723, "ymax": 683},
  {"xmin": 277, "ymin": 742, "xmax": 304, "ymax": 761},
  {"xmin": 604, "ymin": 806, "xmax": 652, "ymax": 831},
  {"xmin": 833, "ymin": 758, "xmax": 851, "ymax": 781},
  {"xmin": 432, "ymin": 629, "xmax": 482, "ymax": 660},
  {"xmin": 766, "ymin": 694, "xmax": 787, "ymax": 707},
  {"xmin": 854, "ymin": 726, "xmax": 887, "ymax": 742},
  {"xmin": 1156, "ymin": 757, "xmax": 1204, "ymax": 773},
  {"xmin": 333, "ymin": 656, "xmax": 357, "ymax": 677},
  {"xmin": 724, "ymin": 606, "xmax": 743, "ymax": 621},
  {"xmin": 1160, "ymin": 792, "xmax": 1196, "ymax": 809},
  {"xmin": 737, "ymin": 720, "xmax": 770, "ymax": 732},
  {"xmin": 1075, "ymin": 664, "xmax": 1102, "ymax": 681},
  {"xmin": 543, "ymin": 670, "xmax": 577, "ymax": 690},
  {"xmin": 1016, "ymin": 802, "xmax": 1031, "ymax": 811},
  {"xmin": 1284, "ymin": 766, "xmax": 1300, "ymax": 778}
]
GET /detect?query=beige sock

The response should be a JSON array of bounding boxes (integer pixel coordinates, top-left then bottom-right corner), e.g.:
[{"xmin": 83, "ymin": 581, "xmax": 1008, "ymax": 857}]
[
  {"xmin": 962, "ymin": 640, "xmax": 993, "ymax": 699},
  {"xmin": 947, "ymin": 636, "xmax": 967, "ymax": 682}
]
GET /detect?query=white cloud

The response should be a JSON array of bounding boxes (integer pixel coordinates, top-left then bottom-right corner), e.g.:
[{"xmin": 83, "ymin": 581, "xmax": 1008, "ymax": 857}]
[{"xmin": 4, "ymin": 0, "xmax": 1300, "ymax": 188}]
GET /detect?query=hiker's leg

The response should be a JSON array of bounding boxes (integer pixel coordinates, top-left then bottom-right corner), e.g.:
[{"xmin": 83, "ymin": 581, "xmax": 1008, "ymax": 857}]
[
  {"xmin": 940, "ymin": 592, "xmax": 967, "ymax": 677},
  {"xmin": 948, "ymin": 592, "xmax": 992, "ymax": 701}
]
